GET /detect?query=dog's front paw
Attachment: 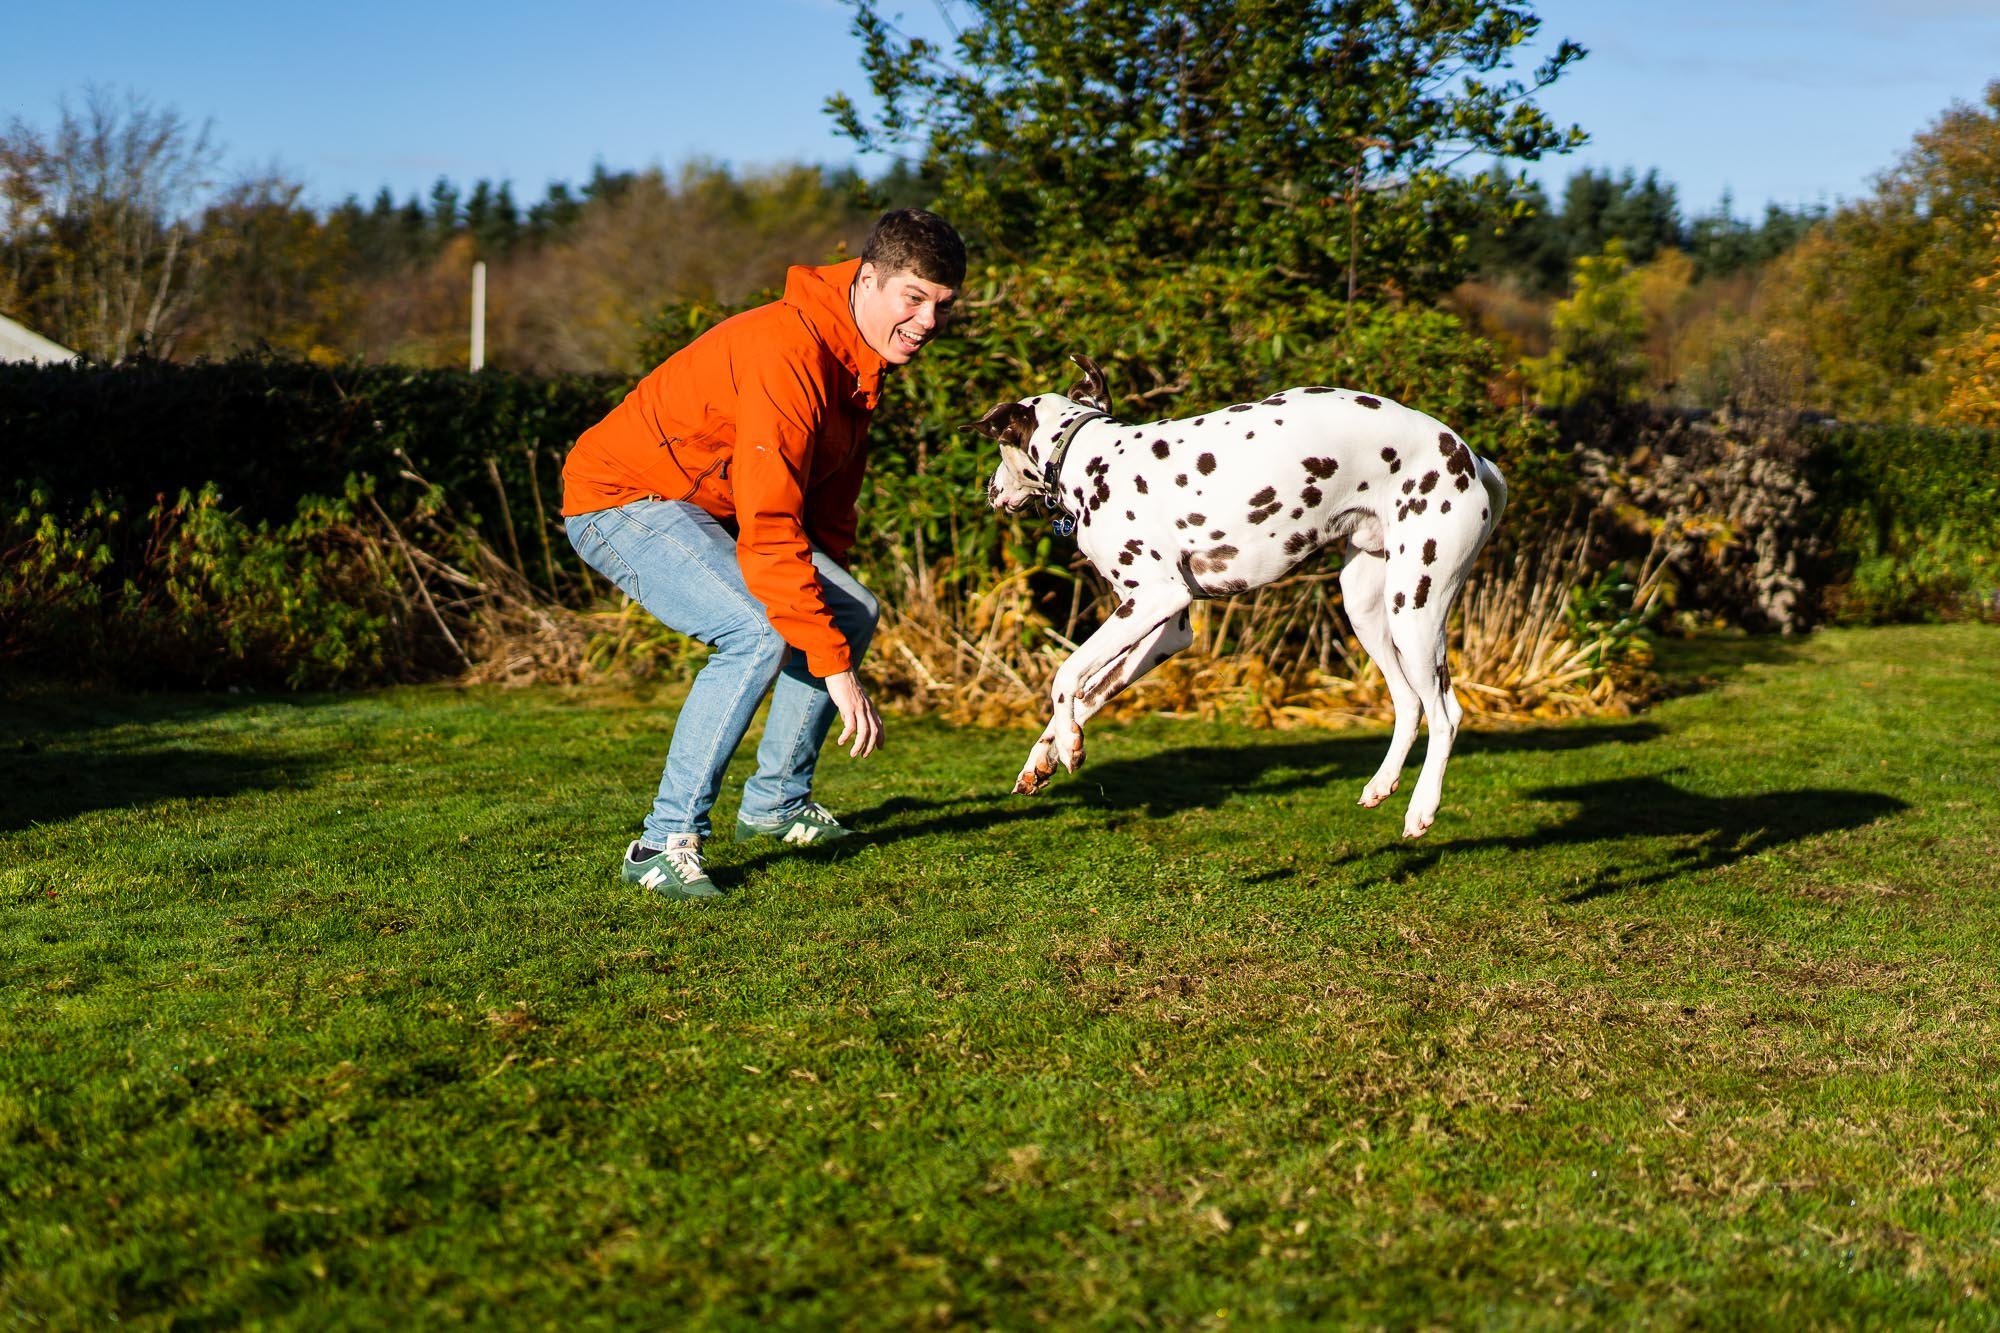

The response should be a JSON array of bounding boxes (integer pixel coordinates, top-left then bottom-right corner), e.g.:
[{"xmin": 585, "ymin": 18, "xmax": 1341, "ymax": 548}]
[
  {"xmin": 1058, "ymin": 732, "xmax": 1085, "ymax": 774},
  {"xmin": 1358, "ymin": 777, "xmax": 1399, "ymax": 808},
  {"xmin": 1014, "ymin": 754, "xmax": 1057, "ymax": 795},
  {"xmin": 1402, "ymin": 808, "xmax": 1435, "ymax": 839}
]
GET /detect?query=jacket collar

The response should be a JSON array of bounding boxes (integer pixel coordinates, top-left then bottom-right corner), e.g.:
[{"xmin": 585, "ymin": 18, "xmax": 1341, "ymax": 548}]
[{"xmin": 783, "ymin": 258, "xmax": 888, "ymax": 410}]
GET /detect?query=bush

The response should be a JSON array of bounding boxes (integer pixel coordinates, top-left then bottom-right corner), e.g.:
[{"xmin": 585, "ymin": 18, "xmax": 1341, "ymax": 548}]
[
  {"xmin": 1, "ymin": 479, "xmax": 428, "ymax": 689},
  {"xmin": 0, "ymin": 355, "xmax": 623, "ymax": 544},
  {"xmin": 1810, "ymin": 424, "xmax": 2000, "ymax": 622}
]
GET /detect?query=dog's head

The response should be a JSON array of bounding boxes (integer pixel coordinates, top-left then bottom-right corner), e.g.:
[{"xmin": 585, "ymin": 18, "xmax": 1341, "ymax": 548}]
[{"xmin": 962, "ymin": 354, "xmax": 1112, "ymax": 513}]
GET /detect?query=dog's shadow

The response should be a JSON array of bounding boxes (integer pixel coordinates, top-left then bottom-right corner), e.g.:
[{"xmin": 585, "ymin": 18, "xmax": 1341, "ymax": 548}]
[
  {"xmin": 730, "ymin": 721, "xmax": 1907, "ymax": 898},
  {"xmin": 1393, "ymin": 772, "xmax": 1908, "ymax": 900}
]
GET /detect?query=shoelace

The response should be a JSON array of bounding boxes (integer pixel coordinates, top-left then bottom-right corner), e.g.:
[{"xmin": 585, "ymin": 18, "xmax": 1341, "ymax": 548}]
[
  {"xmin": 663, "ymin": 841, "xmax": 706, "ymax": 878},
  {"xmin": 800, "ymin": 801, "xmax": 837, "ymax": 825}
]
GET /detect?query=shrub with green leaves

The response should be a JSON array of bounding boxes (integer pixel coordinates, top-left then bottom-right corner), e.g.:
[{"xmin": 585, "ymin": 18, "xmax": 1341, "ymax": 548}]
[
  {"xmin": 1810, "ymin": 424, "xmax": 2000, "ymax": 622},
  {"xmin": 1, "ymin": 479, "xmax": 422, "ymax": 690}
]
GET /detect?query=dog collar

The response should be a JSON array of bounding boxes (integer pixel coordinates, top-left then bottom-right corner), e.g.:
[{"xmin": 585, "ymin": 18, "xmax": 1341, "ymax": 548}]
[{"xmin": 1038, "ymin": 410, "xmax": 1111, "ymax": 528}]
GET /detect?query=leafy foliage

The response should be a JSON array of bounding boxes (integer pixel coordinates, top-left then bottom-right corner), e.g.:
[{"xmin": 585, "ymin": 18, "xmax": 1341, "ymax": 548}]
[
  {"xmin": 1523, "ymin": 241, "xmax": 1649, "ymax": 413},
  {"xmin": 1, "ymin": 480, "xmax": 410, "ymax": 689},
  {"xmin": 828, "ymin": 0, "xmax": 1585, "ymax": 297},
  {"xmin": 1754, "ymin": 81, "xmax": 2000, "ymax": 421},
  {"xmin": 1809, "ymin": 423, "xmax": 2000, "ymax": 622}
]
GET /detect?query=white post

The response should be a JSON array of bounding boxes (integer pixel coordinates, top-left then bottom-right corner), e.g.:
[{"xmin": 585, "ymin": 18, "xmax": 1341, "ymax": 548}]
[{"xmin": 470, "ymin": 260, "xmax": 487, "ymax": 372}]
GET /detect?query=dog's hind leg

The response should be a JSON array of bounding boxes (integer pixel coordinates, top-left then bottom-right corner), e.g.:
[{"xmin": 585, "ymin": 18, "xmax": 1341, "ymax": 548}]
[
  {"xmin": 1016, "ymin": 588, "xmax": 1192, "ymax": 794},
  {"xmin": 1340, "ymin": 548, "xmax": 1424, "ymax": 809},
  {"xmin": 1384, "ymin": 556, "xmax": 1476, "ymax": 839}
]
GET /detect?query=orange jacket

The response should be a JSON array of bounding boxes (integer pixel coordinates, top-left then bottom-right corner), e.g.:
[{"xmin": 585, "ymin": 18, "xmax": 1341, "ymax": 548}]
[{"xmin": 562, "ymin": 259, "xmax": 886, "ymax": 677}]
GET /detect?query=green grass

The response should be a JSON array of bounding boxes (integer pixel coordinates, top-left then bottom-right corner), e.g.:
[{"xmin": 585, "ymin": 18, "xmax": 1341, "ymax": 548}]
[{"xmin": 4, "ymin": 625, "xmax": 1999, "ymax": 1328}]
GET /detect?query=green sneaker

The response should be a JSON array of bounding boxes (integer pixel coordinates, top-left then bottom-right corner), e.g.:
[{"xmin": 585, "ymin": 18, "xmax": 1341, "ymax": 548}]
[
  {"xmin": 734, "ymin": 800, "xmax": 853, "ymax": 846},
  {"xmin": 621, "ymin": 836, "xmax": 721, "ymax": 899}
]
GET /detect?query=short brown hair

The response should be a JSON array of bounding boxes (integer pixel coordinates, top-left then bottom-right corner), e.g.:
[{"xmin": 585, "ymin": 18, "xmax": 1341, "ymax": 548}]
[{"xmin": 860, "ymin": 208, "xmax": 966, "ymax": 288}]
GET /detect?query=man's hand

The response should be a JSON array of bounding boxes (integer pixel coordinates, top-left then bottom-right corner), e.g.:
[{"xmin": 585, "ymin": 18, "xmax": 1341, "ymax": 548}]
[{"xmin": 826, "ymin": 669, "xmax": 883, "ymax": 759}]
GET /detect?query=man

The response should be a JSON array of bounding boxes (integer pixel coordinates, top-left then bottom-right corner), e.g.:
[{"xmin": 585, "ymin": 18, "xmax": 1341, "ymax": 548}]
[{"xmin": 561, "ymin": 208, "xmax": 964, "ymax": 898}]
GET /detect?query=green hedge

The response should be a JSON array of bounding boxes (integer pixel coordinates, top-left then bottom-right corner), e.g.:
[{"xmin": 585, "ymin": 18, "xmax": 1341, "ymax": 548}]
[
  {"xmin": 1809, "ymin": 424, "xmax": 2000, "ymax": 622},
  {"xmin": 0, "ymin": 356, "xmax": 624, "ymax": 532}
]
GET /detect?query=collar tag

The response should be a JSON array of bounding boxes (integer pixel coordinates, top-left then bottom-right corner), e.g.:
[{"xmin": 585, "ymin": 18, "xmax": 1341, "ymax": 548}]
[{"xmin": 1052, "ymin": 515, "xmax": 1076, "ymax": 538}]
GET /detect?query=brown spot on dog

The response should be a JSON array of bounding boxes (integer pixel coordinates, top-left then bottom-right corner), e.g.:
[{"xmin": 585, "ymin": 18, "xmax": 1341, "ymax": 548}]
[
  {"xmin": 1356, "ymin": 395, "xmax": 1382, "ymax": 409},
  {"xmin": 1228, "ymin": 404, "xmax": 1253, "ymax": 413},
  {"xmin": 1439, "ymin": 499, "xmax": 1450, "ymax": 513},
  {"xmin": 1209, "ymin": 529, "xmax": 1226, "ymax": 540},
  {"xmin": 1197, "ymin": 453, "xmax": 1216, "ymax": 475},
  {"xmin": 1263, "ymin": 395, "xmax": 1287, "ymax": 405},
  {"xmin": 1187, "ymin": 512, "xmax": 1206, "ymax": 525},
  {"xmin": 1118, "ymin": 551, "xmax": 1134, "ymax": 565},
  {"xmin": 1413, "ymin": 575, "xmax": 1432, "ymax": 609},
  {"xmin": 1288, "ymin": 507, "xmax": 1303, "ymax": 520},
  {"xmin": 1357, "ymin": 481, "xmax": 1369, "ymax": 492},
  {"xmin": 1393, "ymin": 590, "xmax": 1406, "ymax": 610},
  {"xmin": 1419, "ymin": 470, "xmax": 1440, "ymax": 494},
  {"xmin": 1301, "ymin": 484, "xmax": 1322, "ymax": 507},
  {"xmin": 1422, "ymin": 538, "xmax": 1437, "ymax": 566},
  {"xmin": 1401, "ymin": 478, "xmax": 1416, "ymax": 495},
  {"xmin": 1211, "ymin": 578, "xmax": 1250, "ymax": 594},
  {"xmin": 1304, "ymin": 386, "xmax": 1335, "ymax": 394},
  {"xmin": 1250, "ymin": 485, "xmax": 1277, "ymax": 506},
  {"xmin": 1209, "ymin": 544, "xmax": 1237, "ymax": 561},
  {"xmin": 1248, "ymin": 503, "xmax": 1281, "ymax": 524},
  {"xmin": 1303, "ymin": 456, "xmax": 1338, "ymax": 479},
  {"xmin": 1114, "ymin": 600, "xmax": 1135, "ymax": 618},
  {"xmin": 1176, "ymin": 474, "xmax": 1188, "ymax": 487},
  {"xmin": 1440, "ymin": 432, "xmax": 1477, "ymax": 492},
  {"xmin": 1152, "ymin": 439, "xmax": 1171, "ymax": 458},
  {"xmin": 1284, "ymin": 531, "xmax": 1316, "ymax": 555},
  {"xmin": 1134, "ymin": 475, "xmax": 1149, "ymax": 494}
]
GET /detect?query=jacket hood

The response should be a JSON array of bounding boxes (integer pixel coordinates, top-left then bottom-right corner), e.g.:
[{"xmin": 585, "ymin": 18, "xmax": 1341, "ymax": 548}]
[{"xmin": 784, "ymin": 258, "xmax": 887, "ymax": 410}]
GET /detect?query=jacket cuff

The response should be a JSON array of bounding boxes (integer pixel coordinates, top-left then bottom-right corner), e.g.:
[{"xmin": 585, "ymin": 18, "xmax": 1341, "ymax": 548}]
[{"xmin": 805, "ymin": 644, "xmax": 853, "ymax": 678}]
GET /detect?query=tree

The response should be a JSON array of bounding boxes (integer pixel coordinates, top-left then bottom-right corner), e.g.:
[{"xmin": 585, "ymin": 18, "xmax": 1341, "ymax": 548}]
[
  {"xmin": 1755, "ymin": 81, "xmax": 2000, "ymax": 420},
  {"xmin": 827, "ymin": 0, "xmax": 1585, "ymax": 297},
  {"xmin": 1937, "ymin": 213, "xmax": 2000, "ymax": 427},
  {"xmin": 1524, "ymin": 240, "xmax": 1648, "ymax": 413},
  {"xmin": 0, "ymin": 88, "xmax": 222, "ymax": 360},
  {"xmin": 182, "ymin": 173, "xmax": 356, "ymax": 361}
]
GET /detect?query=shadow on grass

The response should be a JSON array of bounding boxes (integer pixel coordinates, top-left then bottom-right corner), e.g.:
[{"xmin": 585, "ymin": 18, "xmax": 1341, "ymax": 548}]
[
  {"xmin": 728, "ymin": 721, "xmax": 1673, "ymax": 879},
  {"xmin": 0, "ymin": 693, "xmax": 327, "ymax": 835},
  {"xmin": 746, "ymin": 721, "xmax": 1904, "ymax": 898},
  {"xmin": 1392, "ymin": 774, "xmax": 1909, "ymax": 900},
  {"xmin": 0, "ymin": 742, "xmax": 317, "ymax": 835}
]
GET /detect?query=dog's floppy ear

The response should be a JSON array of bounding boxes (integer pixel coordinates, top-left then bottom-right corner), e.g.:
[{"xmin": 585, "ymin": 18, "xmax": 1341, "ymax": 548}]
[
  {"xmin": 960, "ymin": 400, "xmax": 1037, "ymax": 445},
  {"xmin": 1066, "ymin": 353, "xmax": 1110, "ymax": 412}
]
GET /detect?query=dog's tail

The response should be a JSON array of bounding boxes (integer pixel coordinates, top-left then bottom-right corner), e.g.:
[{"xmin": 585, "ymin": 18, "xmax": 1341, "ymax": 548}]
[{"xmin": 1476, "ymin": 456, "xmax": 1508, "ymax": 543}]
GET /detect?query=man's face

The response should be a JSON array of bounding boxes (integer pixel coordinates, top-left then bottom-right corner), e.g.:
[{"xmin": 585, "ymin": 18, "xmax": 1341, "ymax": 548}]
[{"xmin": 851, "ymin": 262, "xmax": 957, "ymax": 365}]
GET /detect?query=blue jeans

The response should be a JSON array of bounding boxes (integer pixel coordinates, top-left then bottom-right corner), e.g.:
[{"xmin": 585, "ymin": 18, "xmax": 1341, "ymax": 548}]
[{"xmin": 565, "ymin": 499, "xmax": 879, "ymax": 844}]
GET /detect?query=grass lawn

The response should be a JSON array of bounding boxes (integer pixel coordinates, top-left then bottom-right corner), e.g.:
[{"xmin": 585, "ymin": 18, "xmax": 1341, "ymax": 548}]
[{"xmin": 4, "ymin": 623, "xmax": 1998, "ymax": 1328}]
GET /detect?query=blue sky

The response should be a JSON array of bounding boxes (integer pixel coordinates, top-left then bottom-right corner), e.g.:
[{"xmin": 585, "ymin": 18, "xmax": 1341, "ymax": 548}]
[{"xmin": 5, "ymin": 1, "xmax": 1997, "ymax": 223}]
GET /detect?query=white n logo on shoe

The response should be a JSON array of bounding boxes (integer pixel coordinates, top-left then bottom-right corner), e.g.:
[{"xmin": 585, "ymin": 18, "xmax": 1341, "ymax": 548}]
[
  {"xmin": 783, "ymin": 824, "xmax": 819, "ymax": 845},
  {"xmin": 638, "ymin": 866, "xmax": 671, "ymax": 890}
]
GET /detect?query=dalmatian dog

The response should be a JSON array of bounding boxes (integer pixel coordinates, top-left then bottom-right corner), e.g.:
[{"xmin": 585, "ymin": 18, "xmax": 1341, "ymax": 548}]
[{"xmin": 965, "ymin": 355, "xmax": 1507, "ymax": 839}]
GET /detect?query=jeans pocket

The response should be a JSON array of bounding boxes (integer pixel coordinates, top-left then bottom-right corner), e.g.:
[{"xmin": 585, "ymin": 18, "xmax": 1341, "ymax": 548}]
[{"xmin": 568, "ymin": 516, "xmax": 642, "ymax": 602}]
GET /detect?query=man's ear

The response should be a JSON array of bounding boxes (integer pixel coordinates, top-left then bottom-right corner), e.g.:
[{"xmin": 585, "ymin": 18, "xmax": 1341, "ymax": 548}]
[
  {"xmin": 959, "ymin": 401, "xmax": 1037, "ymax": 444},
  {"xmin": 1066, "ymin": 354, "xmax": 1110, "ymax": 411}
]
